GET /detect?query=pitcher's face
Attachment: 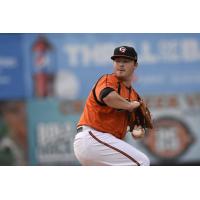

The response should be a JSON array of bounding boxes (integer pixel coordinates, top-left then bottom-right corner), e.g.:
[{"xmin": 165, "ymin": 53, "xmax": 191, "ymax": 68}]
[{"xmin": 113, "ymin": 57, "xmax": 138, "ymax": 80}]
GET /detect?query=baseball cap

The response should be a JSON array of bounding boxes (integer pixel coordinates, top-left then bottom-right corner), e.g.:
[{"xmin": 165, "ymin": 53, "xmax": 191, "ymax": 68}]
[{"xmin": 111, "ymin": 46, "xmax": 138, "ymax": 61}]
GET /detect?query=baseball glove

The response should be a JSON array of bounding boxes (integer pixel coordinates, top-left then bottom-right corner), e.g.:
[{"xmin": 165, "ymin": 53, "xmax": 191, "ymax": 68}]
[{"xmin": 129, "ymin": 98, "xmax": 153, "ymax": 132}]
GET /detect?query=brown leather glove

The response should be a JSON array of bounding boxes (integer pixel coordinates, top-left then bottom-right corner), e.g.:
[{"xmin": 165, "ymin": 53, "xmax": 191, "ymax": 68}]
[{"xmin": 129, "ymin": 98, "xmax": 153, "ymax": 132}]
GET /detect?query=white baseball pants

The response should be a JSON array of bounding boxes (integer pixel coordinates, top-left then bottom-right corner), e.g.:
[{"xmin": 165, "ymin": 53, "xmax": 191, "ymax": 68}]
[{"xmin": 73, "ymin": 126, "xmax": 150, "ymax": 166}]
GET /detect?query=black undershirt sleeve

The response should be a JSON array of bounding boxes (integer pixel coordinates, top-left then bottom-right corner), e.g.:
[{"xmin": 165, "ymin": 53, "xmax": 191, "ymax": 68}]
[{"xmin": 99, "ymin": 87, "xmax": 115, "ymax": 103}]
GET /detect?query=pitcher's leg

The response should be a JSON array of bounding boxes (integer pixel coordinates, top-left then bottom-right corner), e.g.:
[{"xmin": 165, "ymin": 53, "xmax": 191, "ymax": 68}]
[
  {"xmin": 74, "ymin": 130, "xmax": 150, "ymax": 166},
  {"xmin": 87, "ymin": 131, "xmax": 150, "ymax": 166}
]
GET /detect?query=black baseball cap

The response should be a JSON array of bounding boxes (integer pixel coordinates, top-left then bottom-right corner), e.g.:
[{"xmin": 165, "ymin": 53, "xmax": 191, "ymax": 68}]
[{"xmin": 111, "ymin": 46, "xmax": 138, "ymax": 61}]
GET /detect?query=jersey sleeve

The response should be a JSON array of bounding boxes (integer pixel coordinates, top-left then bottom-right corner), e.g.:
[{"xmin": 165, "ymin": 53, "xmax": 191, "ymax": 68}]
[{"xmin": 95, "ymin": 74, "xmax": 118, "ymax": 102}]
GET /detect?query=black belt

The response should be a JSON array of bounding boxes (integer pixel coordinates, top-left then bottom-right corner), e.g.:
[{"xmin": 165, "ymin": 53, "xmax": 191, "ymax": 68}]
[{"xmin": 77, "ymin": 126, "xmax": 83, "ymax": 133}]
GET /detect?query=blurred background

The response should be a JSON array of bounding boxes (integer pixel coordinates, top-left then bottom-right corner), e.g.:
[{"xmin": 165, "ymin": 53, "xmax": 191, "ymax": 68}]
[{"xmin": 0, "ymin": 33, "xmax": 200, "ymax": 166}]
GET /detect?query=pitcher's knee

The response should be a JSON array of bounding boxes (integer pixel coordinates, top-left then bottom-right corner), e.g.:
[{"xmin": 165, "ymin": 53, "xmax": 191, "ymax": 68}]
[{"xmin": 140, "ymin": 155, "xmax": 150, "ymax": 166}]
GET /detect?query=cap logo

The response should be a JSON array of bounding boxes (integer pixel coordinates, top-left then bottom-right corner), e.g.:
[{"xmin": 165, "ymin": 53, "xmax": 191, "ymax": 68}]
[{"xmin": 119, "ymin": 47, "xmax": 126, "ymax": 53}]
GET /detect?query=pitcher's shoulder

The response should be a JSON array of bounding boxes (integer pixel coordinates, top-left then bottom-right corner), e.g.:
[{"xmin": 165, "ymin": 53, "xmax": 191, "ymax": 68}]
[{"xmin": 105, "ymin": 73, "xmax": 118, "ymax": 82}]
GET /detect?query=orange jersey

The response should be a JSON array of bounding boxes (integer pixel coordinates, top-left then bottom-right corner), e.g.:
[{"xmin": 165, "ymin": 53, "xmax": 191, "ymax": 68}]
[{"xmin": 78, "ymin": 73, "xmax": 139, "ymax": 139}]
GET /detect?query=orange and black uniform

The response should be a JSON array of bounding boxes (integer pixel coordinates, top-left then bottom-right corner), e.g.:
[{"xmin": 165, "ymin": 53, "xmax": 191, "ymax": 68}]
[{"xmin": 78, "ymin": 73, "xmax": 139, "ymax": 139}]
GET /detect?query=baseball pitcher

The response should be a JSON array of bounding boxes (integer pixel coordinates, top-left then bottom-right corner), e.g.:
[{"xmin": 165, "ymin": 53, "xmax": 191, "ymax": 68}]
[{"xmin": 74, "ymin": 46, "xmax": 153, "ymax": 166}]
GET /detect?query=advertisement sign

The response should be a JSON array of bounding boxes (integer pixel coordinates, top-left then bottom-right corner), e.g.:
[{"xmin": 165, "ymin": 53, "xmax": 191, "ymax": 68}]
[
  {"xmin": 27, "ymin": 99, "xmax": 83, "ymax": 165},
  {"xmin": 0, "ymin": 34, "xmax": 26, "ymax": 99},
  {"xmin": 125, "ymin": 93, "xmax": 200, "ymax": 165},
  {"xmin": 23, "ymin": 33, "xmax": 200, "ymax": 99}
]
